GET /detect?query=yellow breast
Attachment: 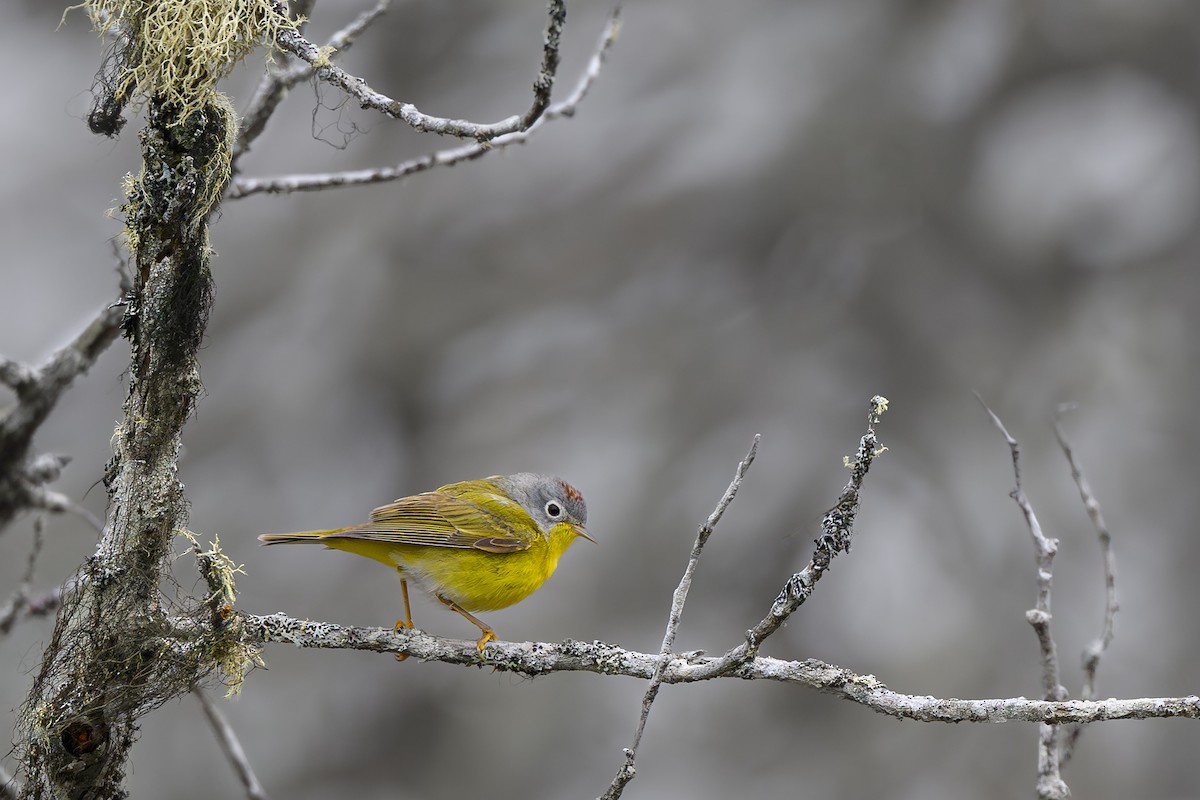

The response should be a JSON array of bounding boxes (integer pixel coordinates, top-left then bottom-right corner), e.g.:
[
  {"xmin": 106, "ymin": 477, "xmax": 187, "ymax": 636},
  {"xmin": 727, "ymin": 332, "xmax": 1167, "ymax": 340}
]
[{"xmin": 324, "ymin": 523, "xmax": 580, "ymax": 612}]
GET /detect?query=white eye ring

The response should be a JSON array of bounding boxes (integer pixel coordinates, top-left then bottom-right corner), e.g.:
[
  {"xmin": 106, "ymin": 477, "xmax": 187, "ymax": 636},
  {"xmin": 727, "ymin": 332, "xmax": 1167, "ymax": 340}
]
[{"xmin": 545, "ymin": 501, "xmax": 562, "ymax": 518}]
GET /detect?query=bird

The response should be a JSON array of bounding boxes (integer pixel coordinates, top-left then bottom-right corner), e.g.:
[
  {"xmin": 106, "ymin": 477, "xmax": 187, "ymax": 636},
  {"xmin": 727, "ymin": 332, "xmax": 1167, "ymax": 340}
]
[{"xmin": 258, "ymin": 473, "xmax": 593, "ymax": 654}]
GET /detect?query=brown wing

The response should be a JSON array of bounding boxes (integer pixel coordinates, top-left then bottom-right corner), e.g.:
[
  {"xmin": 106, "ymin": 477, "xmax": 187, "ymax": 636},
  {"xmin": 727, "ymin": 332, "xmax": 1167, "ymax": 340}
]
[{"xmin": 327, "ymin": 482, "xmax": 532, "ymax": 554}]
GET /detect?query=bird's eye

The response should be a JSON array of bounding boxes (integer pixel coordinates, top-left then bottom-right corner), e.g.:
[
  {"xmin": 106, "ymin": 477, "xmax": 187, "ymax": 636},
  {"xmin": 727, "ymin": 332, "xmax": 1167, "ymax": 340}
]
[{"xmin": 545, "ymin": 501, "xmax": 562, "ymax": 518}]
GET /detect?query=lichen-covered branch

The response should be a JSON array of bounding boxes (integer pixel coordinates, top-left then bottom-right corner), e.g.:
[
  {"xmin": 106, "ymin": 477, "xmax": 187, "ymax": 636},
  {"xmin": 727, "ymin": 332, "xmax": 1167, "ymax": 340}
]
[
  {"xmin": 229, "ymin": 6, "xmax": 622, "ymax": 198},
  {"xmin": 268, "ymin": 0, "xmax": 572, "ymax": 140},
  {"xmin": 675, "ymin": 396, "xmax": 888, "ymax": 682},
  {"xmin": 243, "ymin": 613, "xmax": 1200, "ymax": 724},
  {"xmin": 15, "ymin": 94, "xmax": 235, "ymax": 799},
  {"xmin": 235, "ymin": 0, "xmax": 391, "ymax": 161}
]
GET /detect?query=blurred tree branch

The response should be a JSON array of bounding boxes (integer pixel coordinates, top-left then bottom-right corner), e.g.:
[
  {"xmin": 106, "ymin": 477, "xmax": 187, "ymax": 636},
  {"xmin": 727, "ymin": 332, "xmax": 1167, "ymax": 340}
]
[
  {"xmin": 1054, "ymin": 403, "xmax": 1118, "ymax": 767},
  {"xmin": 0, "ymin": 301, "xmax": 123, "ymax": 530},
  {"xmin": 979, "ymin": 396, "xmax": 1071, "ymax": 799},
  {"xmin": 193, "ymin": 684, "xmax": 268, "ymax": 800}
]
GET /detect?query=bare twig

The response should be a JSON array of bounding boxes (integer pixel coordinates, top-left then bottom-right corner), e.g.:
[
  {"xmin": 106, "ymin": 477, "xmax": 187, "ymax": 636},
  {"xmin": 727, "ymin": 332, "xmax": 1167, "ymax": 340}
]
[
  {"xmin": 0, "ymin": 498, "xmax": 95, "ymax": 635},
  {"xmin": 236, "ymin": 0, "xmax": 392, "ymax": 159},
  {"xmin": 977, "ymin": 396, "xmax": 1069, "ymax": 800},
  {"xmin": 675, "ymin": 396, "xmax": 889, "ymax": 682},
  {"xmin": 229, "ymin": 6, "xmax": 621, "ymax": 198},
  {"xmin": 602, "ymin": 435, "xmax": 759, "ymax": 800},
  {"xmin": 267, "ymin": 0, "xmax": 569, "ymax": 140},
  {"xmin": 240, "ymin": 613, "xmax": 1200, "ymax": 723},
  {"xmin": 0, "ymin": 517, "xmax": 44, "ymax": 636},
  {"xmin": 194, "ymin": 685, "xmax": 269, "ymax": 800},
  {"xmin": 1054, "ymin": 404, "xmax": 1119, "ymax": 766}
]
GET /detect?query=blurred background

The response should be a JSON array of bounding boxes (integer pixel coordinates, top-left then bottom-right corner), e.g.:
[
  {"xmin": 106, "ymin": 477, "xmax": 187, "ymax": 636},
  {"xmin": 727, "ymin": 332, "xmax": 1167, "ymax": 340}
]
[{"xmin": 4, "ymin": 0, "xmax": 1200, "ymax": 797}]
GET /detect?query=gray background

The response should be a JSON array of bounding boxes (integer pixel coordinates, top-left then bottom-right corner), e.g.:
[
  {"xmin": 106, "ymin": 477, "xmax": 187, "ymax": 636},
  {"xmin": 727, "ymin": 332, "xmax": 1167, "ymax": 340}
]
[{"xmin": 4, "ymin": 1, "xmax": 1200, "ymax": 798}]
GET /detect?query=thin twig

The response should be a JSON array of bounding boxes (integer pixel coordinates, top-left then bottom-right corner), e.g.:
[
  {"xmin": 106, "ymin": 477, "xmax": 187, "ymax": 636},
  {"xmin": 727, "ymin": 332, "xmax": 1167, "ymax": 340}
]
[
  {"xmin": 194, "ymin": 685, "xmax": 270, "ymax": 800},
  {"xmin": 977, "ymin": 395, "xmax": 1069, "ymax": 800},
  {"xmin": 268, "ymin": 0, "xmax": 567, "ymax": 140},
  {"xmin": 1054, "ymin": 404, "xmax": 1119, "ymax": 766},
  {"xmin": 229, "ymin": 6, "xmax": 621, "ymax": 198},
  {"xmin": 236, "ymin": 0, "xmax": 391, "ymax": 160},
  {"xmin": 239, "ymin": 612, "xmax": 1200, "ymax": 723},
  {"xmin": 0, "ymin": 498, "xmax": 95, "ymax": 634},
  {"xmin": 676, "ymin": 396, "xmax": 889, "ymax": 682},
  {"xmin": 0, "ymin": 516, "xmax": 45, "ymax": 636},
  {"xmin": 601, "ymin": 435, "xmax": 759, "ymax": 800}
]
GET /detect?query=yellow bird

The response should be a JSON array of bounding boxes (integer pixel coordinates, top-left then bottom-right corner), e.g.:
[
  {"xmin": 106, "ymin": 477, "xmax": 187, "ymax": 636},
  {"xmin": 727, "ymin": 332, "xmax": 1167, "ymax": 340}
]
[{"xmin": 259, "ymin": 473, "xmax": 592, "ymax": 652}]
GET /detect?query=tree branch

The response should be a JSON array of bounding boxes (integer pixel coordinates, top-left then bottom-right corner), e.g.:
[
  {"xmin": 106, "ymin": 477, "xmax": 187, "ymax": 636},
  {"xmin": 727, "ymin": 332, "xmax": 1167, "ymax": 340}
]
[
  {"xmin": 1054, "ymin": 404, "xmax": 1119, "ymax": 766},
  {"xmin": 0, "ymin": 301, "xmax": 123, "ymax": 530},
  {"xmin": 16, "ymin": 96, "xmax": 230, "ymax": 798},
  {"xmin": 978, "ymin": 396, "xmax": 1069, "ymax": 800},
  {"xmin": 241, "ymin": 613, "xmax": 1200, "ymax": 723},
  {"xmin": 603, "ymin": 434, "xmax": 759, "ymax": 800},
  {"xmin": 235, "ymin": 0, "xmax": 392, "ymax": 161},
  {"xmin": 267, "ymin": 0, "xmax": 572, "ymax": 140},
  {"xmin": 194, "ymin": 686, "xmax": 269, "ymax": 800},
  {"xmin": 0, "ymin": 517, "xmax": 44, "ymax": 636},
  {"xmin": 673, "ymin": 395, "xmax": 889, "ymax": 683},
  {"xmin": 228, "ymin": 6, "xmax": 621, "ymax": 198}
]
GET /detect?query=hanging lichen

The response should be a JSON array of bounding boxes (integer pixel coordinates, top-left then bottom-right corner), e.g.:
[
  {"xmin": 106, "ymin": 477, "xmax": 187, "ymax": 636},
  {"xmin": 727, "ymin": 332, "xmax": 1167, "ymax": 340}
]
[{"xmin": 78, "ymin": 0, "xmax": 297, "ymax": 133}]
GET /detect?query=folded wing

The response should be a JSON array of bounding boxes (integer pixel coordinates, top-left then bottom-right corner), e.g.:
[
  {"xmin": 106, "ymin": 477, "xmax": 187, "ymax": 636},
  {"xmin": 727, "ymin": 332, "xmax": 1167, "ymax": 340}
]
[{"xmin": 327, "ymin": 482, "xmax": 532, "ymax": 554}]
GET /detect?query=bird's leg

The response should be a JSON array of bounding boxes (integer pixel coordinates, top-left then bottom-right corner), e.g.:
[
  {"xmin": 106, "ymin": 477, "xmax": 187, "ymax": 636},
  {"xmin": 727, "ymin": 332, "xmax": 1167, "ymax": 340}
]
[
  {"xmin": 435, "ymin": 593, "xmax": 497, "ymax": 652},
  {"xmin": 394, "ymin": 573, "xmax": 414, "ymax": 662}
]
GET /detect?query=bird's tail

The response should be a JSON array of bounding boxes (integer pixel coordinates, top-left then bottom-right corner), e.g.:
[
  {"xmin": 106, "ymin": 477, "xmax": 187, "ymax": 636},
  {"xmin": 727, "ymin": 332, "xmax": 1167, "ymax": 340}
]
[{"xmin": 258, "ymin": 526, "xmax": 357, "ymax": 545}]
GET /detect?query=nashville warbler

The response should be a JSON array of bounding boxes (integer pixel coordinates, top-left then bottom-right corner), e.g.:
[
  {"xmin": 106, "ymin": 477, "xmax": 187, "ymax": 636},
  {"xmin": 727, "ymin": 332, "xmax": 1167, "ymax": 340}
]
[{"xmin": 259, "ymin": 473, "xmax": 592, "ymax": 652}]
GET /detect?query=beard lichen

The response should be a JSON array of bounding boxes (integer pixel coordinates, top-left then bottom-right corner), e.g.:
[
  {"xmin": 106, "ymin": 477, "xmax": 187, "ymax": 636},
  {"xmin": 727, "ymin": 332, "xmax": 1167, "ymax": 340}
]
[
  {"xmin": 182, "ymin": 530, "xmax": 264, "ymax": 697},
  {"xmin": 81, "ymin": 0, "xmax": 298, "ymax": 130}
]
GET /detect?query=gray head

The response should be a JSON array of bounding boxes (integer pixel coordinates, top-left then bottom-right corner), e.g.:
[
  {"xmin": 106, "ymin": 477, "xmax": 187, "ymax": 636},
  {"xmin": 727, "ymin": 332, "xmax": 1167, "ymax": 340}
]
[{"xmin": 493, "ymin": 472, "xmax": 592, "ymax": 541}]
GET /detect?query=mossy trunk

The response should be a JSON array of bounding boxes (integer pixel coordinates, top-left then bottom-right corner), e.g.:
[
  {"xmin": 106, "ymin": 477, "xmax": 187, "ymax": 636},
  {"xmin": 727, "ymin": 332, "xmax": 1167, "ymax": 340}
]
[{"xmin": 16, "ymin": 99, "xmax": 230, "ymax": 800}]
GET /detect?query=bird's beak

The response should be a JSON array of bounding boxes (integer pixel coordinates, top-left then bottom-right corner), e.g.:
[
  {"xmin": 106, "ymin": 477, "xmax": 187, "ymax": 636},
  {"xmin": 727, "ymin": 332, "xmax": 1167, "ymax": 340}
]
[{"xmin": 573, "ymin": 524, "xmax": 597, "ymax": 544}]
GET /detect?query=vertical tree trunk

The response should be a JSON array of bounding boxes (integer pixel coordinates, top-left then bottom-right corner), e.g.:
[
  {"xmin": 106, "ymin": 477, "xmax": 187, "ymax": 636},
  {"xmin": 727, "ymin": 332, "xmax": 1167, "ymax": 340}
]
[{"xmin": 17, "ymin": 98, "xmax": 230, "ymax": 800}]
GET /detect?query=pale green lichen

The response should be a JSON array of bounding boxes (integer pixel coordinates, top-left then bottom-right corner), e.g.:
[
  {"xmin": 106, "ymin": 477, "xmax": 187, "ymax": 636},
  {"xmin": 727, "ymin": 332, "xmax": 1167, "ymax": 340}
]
[
  {"xmin": 81, "ymin": 0, "xmax": 297, "ymax": 126},
  {"xmin": 181, "ymin": 530, "xmax": 264, "ymax": 696}
]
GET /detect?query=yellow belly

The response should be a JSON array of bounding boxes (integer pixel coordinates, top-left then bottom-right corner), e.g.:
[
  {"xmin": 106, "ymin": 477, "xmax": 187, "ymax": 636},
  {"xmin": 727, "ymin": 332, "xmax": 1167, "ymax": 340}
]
[{"xmin": 325, "ymin": 537, "xmax": 563, "ymax": 612}]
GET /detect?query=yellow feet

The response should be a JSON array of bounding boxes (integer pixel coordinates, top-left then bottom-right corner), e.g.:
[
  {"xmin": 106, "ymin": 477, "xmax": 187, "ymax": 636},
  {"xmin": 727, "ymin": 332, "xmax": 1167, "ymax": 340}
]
[
  {"xmin": 474, "ymin": 628, "xmax": 497, "ymax": 652},
  {"xmin": 393, "ymin": 618, "xmax": 413, "ymax": 662}
]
